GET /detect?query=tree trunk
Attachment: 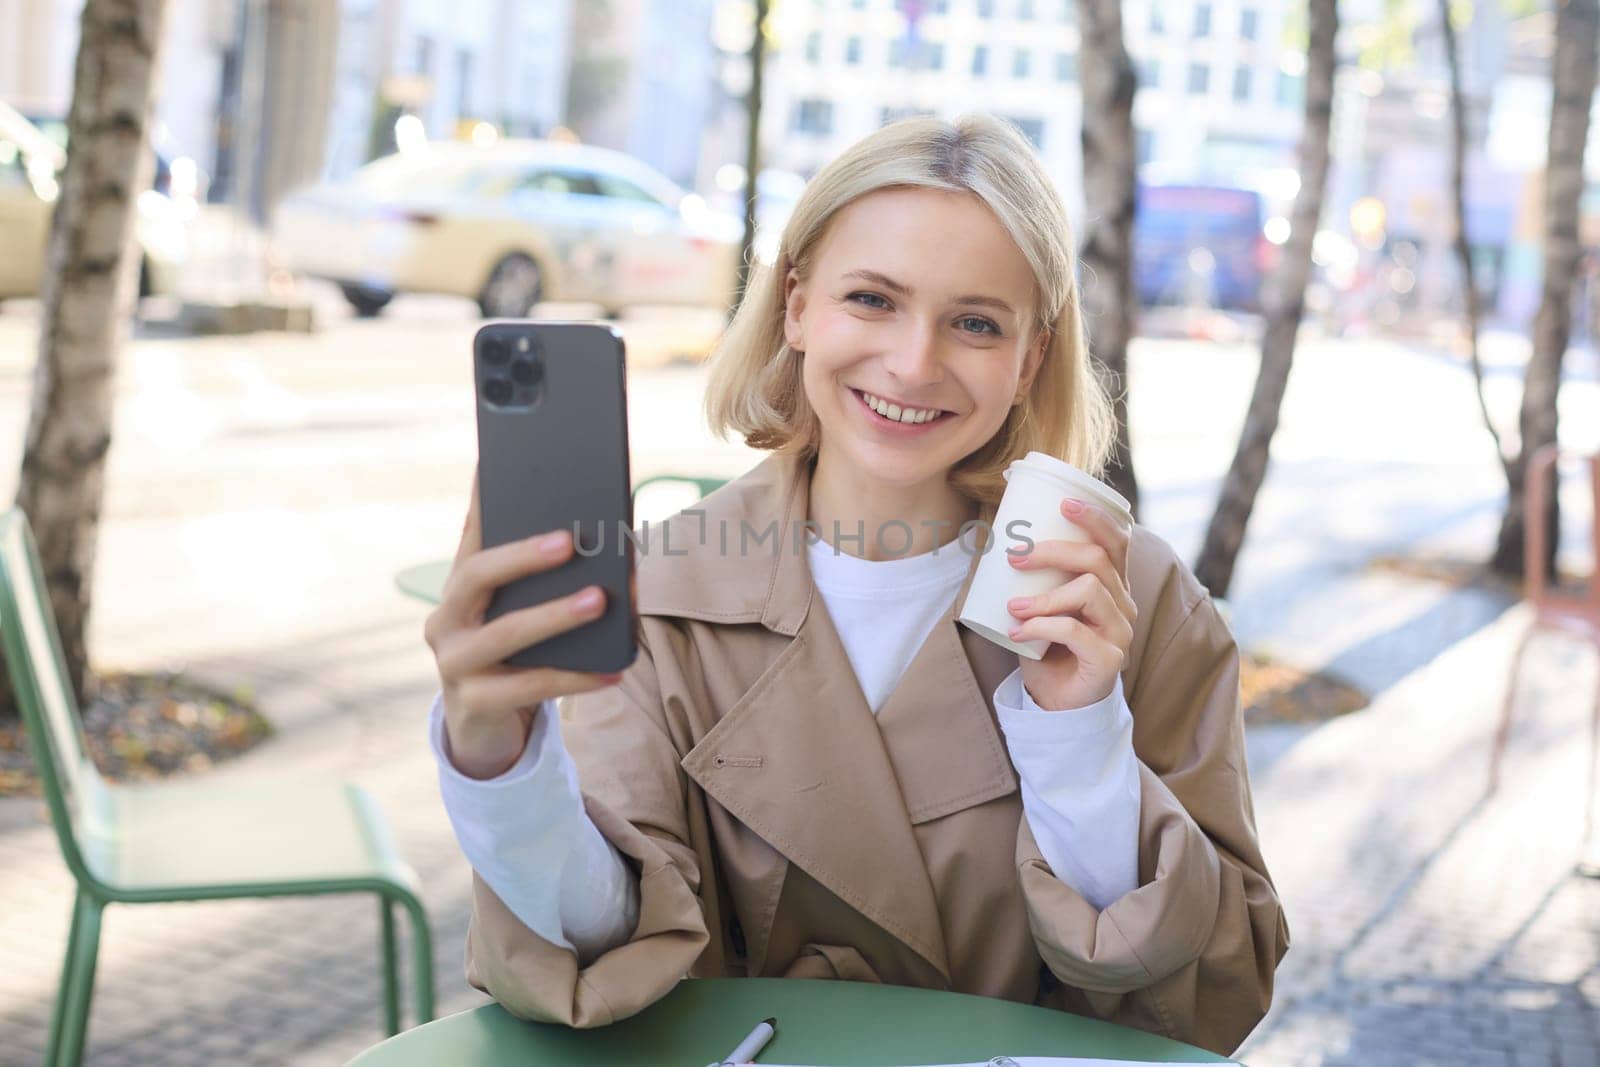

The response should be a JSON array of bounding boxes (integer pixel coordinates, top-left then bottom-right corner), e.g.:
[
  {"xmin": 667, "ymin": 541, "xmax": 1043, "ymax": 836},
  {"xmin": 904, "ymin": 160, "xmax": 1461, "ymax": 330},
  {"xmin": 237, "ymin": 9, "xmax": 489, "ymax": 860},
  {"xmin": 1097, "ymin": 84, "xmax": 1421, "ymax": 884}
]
[
  {"xmin": 1192, "ymin": 0, "xmax": 1338, "ymax": 599},
  {"xmin": 1439, "ymin": 0, "xmax": 1512, "ymax": 483},
  {"xmin": 1489, "ymin": 0, "xmax": 1598, "ymax": 580},
  {"xmin": 734, "ymin": 0, "xmax": 769, "ymax": 314},
  {"xmin": 2, "ymin": 0, "xmax": 169, "ymax": 722},
  {"xmin": 1076, "ymin": 0, "xmax": 1141, "ymax": 517}
]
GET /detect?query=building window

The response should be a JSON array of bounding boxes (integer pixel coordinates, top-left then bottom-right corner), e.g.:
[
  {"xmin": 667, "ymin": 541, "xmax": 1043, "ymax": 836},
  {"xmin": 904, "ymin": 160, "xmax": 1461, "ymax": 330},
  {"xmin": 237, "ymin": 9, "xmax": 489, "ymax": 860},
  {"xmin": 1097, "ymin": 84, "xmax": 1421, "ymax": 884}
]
[
  {"xmin": 1193, "ymin": 3, "xmax": 1211, "ymax": 37},
  {"xmin": 1187, "ymin": 62, "xmax": 1209, "ymax": 94},
  {"xmin": 1058, "ymin": 0, "xmax": 1074, "ymax": 22},
  {"xmin": 455, "ymin": 48, "xmax": 472, "ymax": 114},
  {"xmin": 1232, "ymin": 66, "xmax": 1251, "ymax": 102},
  {"xmin": 932, "ymin": 0, "xmax": 950, "ymax": 13},
  {"xmin": 881, "ymin": 105, "xmax": 936, "ymax": 125},
  {"xmin": 851, "ymin": 0, "xmax": 868, "ymax": 9},
  {"xmin": 1278, "ymin": 71, "xmax": 1304, "ymax": 109},
  {"xmin": 1018, "ymin": 0, "xmax": 1035, "ymax": 19},
  {"xmin": 846, "ymin": 36, "xmax": 863, "ymax": 64},
  {"xmin": 1055, "ymin": 50, "xmax": 1076, "ymax": 83},
  {"xmin": 1138, "ymin": 56, "xmax": 1160, "ymax": 88},
  {"xmin": 1136, "ymin": 127, "xmax": 1154, "ymax": 165},
  {"xmin": 972, "ymin": 44, "xmax": 989, "ymax": 76},
  {"xmin": 929, "ymin": 42, "xmax": 946, "ymax": 70},
  {"xmin": 1150, "ymin": 3, "xmax": 1165, "ymax": 34},
  {"xmin": 1006, "ymin": 115, "xmax": 1045, "ymax": 149},
  {"xmin": 1012, "ymin": 48, "xmax": 1031, "ymax": 78},
  {"xmin": 1240, "ymin": 8, "xmax": 1258, "ymax": 40},
  {"xmin": 794, "ymin": 98, "xmax": 835, "ymax": 135},
  {"xmin": 413, "ymin": 35, "xmax": 434, "ymax": 76},
  {"xmin": 806, "ymin": 32, "xmax": 822, "ymax": 63},
  {"xmin": 977, "ymin": 0, "xmax": 995, "ymax": 18}
]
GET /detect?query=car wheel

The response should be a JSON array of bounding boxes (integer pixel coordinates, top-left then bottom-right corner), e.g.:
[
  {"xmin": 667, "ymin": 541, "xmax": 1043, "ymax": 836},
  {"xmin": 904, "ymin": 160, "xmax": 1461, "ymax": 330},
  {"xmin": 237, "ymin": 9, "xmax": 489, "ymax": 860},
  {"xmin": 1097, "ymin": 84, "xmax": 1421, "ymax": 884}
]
[
  {"xmin": 478, "ymin": 254, "xmax": 543, "ymax": 319},
  {"xmin": 340, "ymin": 283, "xmax": 393, "ymax": 318}
]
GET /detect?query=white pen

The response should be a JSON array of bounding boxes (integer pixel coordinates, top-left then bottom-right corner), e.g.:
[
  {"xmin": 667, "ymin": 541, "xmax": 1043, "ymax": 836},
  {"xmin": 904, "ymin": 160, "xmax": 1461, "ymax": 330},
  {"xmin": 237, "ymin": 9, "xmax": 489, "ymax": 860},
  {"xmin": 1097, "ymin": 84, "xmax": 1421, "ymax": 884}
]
[{"xmin": 712, "ymin": 1016, "xmax": 777, "ymax": 1066}]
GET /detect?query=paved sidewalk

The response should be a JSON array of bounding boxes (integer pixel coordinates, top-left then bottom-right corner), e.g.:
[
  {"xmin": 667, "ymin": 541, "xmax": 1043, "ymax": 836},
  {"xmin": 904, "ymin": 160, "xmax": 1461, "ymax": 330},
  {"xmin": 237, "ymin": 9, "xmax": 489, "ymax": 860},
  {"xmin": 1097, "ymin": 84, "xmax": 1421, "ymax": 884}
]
[{"xmin": 1238, "ymin": 606, "xmax": 1600, "ymax": 1066}]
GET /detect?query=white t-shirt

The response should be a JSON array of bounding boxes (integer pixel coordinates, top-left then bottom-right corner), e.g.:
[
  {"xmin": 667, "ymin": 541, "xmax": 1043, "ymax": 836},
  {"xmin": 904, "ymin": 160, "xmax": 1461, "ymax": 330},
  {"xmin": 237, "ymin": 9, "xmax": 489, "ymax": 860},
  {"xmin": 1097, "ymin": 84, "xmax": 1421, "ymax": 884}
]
[{"xmin": 432, "ymin": 538, "xmax": 1142, "ymax": 963}]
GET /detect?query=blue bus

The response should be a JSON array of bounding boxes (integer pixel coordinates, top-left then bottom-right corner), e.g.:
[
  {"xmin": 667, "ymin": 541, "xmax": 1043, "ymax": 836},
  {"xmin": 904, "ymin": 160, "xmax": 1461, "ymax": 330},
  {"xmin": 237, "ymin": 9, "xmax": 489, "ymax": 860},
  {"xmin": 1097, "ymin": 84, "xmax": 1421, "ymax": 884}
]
[{"xmin": 1132, "ymin": 184, "xmax": 1275, "ymax": 312}]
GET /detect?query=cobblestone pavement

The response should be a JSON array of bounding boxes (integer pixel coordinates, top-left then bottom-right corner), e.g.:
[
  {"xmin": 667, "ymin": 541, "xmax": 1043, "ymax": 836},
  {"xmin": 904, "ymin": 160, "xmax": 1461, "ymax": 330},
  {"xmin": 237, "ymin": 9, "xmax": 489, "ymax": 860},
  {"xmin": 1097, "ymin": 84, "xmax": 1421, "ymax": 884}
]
[{"xmin": 1237, "ymin": 608, "xmax": 1600, "ymax": 1067}]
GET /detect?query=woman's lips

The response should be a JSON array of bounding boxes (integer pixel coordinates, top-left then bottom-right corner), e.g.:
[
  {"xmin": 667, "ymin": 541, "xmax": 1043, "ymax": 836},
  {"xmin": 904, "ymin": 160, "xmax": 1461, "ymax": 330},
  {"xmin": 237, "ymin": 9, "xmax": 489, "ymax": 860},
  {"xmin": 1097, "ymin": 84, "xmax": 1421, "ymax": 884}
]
[{"xmin": 849, "ymin": 387, "xmax": 953, "ymax": 433}]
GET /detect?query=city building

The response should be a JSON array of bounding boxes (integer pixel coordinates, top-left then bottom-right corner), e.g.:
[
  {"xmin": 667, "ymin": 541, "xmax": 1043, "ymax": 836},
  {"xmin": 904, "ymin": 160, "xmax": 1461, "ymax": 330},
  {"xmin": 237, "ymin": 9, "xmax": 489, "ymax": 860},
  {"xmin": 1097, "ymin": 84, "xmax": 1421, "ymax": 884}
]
[
  {"xmin": 564, "ymin": 0, "xmax": 718, "ymax": 190},
  {"xmin": 750, "ymin": 0, "xmax": 1308, "ymax": 229},
  {"xmin": 1, "ymin": 0, "xmax": 573, "ymax": 219}
]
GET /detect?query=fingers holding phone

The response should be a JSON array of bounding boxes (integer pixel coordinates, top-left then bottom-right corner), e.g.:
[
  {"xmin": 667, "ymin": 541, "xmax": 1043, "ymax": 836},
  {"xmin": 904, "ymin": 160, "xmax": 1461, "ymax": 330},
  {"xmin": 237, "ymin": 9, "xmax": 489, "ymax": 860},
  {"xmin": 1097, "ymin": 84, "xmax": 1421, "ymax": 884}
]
[{"xmin": 425, "ymin": 518, "xmax": 624, "ymax": 781}]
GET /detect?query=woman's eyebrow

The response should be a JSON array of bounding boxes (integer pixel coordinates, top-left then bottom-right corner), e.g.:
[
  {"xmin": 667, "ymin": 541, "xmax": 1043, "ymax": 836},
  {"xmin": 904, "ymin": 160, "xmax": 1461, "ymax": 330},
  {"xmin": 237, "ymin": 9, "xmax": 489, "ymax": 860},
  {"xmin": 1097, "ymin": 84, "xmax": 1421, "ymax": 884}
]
[{"xmin": 842, "ymin": 269, "xmax": 1017, "ymax": 314}]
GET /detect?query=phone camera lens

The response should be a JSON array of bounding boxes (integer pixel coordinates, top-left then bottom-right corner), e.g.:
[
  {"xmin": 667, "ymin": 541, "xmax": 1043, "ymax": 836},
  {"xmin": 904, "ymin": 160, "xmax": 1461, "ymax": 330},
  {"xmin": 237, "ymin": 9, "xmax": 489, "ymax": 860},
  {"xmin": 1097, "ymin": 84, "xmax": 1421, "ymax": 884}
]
[
  {"xmin": 510, "ymin": 358, "xmax": 542, "ymax": 386},
  {"xmin": 482, "ymin": 337, "xmax": 511, "ymax": 365},
  {"xmin": 484, "ymin": 377, "xmax": 513, "ymax": 405}
]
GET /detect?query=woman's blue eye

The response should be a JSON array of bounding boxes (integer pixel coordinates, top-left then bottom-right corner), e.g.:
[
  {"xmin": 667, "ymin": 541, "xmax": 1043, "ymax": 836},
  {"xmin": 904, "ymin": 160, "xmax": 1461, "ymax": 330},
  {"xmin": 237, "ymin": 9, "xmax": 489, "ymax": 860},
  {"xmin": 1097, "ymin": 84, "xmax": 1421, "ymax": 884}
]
[
  {"xmin": 848, "ymin": 291, "xmax": 890, "ymax": 309},
  {"xmin": 958, "ymin": 316, "xmax": 1001, "ymax": 336}
]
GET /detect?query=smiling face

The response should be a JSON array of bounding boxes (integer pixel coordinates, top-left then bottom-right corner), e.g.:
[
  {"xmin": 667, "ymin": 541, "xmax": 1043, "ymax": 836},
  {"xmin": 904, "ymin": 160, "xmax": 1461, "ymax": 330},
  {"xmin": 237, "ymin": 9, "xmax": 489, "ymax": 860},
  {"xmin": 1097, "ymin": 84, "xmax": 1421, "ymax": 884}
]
[{"xmin": 783, "ymin": 186, "xmax": 1048, "ymax": 496}]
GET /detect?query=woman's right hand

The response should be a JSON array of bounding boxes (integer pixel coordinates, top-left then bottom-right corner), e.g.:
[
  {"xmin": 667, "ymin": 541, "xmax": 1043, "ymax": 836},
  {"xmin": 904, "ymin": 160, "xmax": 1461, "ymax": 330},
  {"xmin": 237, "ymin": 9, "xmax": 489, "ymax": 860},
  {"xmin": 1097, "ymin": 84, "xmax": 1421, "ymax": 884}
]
[{"xmin": 424, "ymin": 472, "xmax": 625, "ymax": 780}]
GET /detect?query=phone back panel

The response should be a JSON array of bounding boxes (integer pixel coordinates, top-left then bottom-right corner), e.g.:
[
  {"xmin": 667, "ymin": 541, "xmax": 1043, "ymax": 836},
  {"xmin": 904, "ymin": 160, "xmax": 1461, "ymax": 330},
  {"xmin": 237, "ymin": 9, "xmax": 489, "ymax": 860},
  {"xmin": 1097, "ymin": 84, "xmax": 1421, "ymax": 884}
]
[{"xmin": 474, "ymin": 321, "xmax": 636, "ymax": 673}]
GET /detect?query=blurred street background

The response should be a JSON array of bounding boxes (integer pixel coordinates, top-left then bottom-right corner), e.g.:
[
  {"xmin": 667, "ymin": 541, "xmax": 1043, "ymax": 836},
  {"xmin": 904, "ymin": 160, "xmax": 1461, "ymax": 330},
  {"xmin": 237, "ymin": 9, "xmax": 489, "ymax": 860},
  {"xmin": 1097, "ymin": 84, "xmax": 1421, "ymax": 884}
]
[{"xmin": 2, "ymin": 1, "xmax": 1599, "ymax": 1065}]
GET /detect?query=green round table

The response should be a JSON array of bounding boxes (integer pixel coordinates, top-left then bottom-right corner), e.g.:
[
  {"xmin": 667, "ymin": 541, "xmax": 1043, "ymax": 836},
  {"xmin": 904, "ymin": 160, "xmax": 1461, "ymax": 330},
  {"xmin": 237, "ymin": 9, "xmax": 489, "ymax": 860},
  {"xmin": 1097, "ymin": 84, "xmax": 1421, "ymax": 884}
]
[{"xmin": 347, "ymin": 978, "xmax": 1234, "ymax": 1065}]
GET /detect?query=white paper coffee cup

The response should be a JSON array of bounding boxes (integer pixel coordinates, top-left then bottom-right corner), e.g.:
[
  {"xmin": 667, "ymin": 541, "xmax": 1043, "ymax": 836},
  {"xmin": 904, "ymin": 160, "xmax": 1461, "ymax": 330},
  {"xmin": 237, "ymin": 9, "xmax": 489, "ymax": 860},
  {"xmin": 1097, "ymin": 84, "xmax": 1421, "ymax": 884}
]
[{"xmin": 957, "ymin": 451, "xmax": 1133, "ymax": 660}]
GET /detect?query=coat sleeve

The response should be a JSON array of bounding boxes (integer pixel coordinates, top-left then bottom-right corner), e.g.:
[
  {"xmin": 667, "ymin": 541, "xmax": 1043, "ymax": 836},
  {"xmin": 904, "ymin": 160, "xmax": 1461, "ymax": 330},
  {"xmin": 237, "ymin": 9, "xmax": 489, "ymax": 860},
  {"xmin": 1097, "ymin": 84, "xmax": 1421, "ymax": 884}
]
[
  {"xmin": 462, "ymin": 628, "xmax": 711, "ymax": 1027},
  {"xmin": 1016, "ymin": 584, "xmax": 1290, "ymax": 1056}
]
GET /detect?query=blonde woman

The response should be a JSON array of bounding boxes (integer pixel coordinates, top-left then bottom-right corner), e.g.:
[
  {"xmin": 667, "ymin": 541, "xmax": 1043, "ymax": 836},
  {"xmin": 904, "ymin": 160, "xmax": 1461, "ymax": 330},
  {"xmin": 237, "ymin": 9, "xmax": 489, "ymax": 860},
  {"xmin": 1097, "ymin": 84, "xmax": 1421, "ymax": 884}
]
[{"xmin": 425, "ymin": 115, "xmax": 1288, "ymax": 1056}]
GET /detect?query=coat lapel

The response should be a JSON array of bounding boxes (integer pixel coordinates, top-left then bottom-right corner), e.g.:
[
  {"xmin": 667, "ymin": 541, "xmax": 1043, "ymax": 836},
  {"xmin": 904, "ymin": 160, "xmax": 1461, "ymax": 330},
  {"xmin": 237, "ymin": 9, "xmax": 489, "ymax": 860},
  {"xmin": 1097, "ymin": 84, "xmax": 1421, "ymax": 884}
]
[
  {"xmin": 874, "ymin": 603, "xmax": 1020, "ymax": 825},
  {"xmin": 655, "ymin": 451, "xmax": 1021, "ymax": 985}
]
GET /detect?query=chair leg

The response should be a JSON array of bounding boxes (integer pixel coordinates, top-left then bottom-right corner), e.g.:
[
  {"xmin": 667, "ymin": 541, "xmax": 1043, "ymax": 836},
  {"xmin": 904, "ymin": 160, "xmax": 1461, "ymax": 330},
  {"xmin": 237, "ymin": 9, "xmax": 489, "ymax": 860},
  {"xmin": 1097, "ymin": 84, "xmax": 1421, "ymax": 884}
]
[
  {"xmin": 380, "ymin": 897, "xmax": 400, "ymax": 1035},
  {"xmin": 50, "ymin": 890, "xmax": 103, "ymax": 1067},
  {"xmin": 398, "ymin": 891, "xmax": 435, "ymax": 1025},
  {"xmin": 1490, "ymin": 623, "xmax": 1537, "ymax": 795},
  {"xmin": 45, "ymin": 890, "xmax": 87, "ymax": 1066},
  {"xmin": 1581, "ymin": 661, "xmax": 1600, "ymax": 879}
]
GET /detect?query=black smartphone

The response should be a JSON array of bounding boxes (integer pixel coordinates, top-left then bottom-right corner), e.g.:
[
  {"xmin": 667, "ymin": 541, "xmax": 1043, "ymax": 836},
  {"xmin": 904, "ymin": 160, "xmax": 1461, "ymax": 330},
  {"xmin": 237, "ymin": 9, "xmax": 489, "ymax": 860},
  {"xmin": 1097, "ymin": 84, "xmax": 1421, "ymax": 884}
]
[{"xmin": 473, "ymin": 321, "xmax": 637, "ymax": 673}]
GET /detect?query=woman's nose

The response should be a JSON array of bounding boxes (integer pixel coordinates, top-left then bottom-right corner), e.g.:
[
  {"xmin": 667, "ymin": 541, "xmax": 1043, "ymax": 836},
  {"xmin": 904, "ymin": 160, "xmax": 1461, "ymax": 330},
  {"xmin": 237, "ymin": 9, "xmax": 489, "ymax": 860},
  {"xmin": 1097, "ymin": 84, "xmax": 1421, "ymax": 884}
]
[{"xmin": 882, "ymin": 320, "xmax": 943, "ymax": 386}]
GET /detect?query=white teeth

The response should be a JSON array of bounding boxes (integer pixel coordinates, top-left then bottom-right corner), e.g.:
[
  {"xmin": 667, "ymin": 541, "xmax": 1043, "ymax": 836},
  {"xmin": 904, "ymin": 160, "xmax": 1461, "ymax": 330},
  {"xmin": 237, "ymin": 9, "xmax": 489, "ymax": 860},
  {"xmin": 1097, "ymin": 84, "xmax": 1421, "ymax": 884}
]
[{"xmin": 860, "ymin": 391, "xmax": 942, "ymax": 424}]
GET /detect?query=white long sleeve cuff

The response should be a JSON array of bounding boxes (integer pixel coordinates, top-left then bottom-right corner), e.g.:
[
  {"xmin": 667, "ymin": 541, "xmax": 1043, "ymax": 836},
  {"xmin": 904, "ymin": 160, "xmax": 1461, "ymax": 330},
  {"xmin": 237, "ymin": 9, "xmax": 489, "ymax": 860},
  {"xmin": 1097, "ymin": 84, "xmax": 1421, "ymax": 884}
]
[
  {"xmin": 429, "ymin": 694, "xmax": 638, "ymax": 961},
  {"xmin": 991, "ymin": 672, "xmax": 1142, "ymax": 911}
]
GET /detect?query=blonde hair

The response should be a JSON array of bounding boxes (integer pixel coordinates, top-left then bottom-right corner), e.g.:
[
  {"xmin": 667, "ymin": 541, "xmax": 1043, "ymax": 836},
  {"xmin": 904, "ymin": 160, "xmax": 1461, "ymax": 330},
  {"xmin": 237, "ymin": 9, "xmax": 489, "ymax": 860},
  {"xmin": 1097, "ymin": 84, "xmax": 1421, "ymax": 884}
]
[{"xmin": 703, "ymin": 113, "xmax": 1116, "ymax": 507}]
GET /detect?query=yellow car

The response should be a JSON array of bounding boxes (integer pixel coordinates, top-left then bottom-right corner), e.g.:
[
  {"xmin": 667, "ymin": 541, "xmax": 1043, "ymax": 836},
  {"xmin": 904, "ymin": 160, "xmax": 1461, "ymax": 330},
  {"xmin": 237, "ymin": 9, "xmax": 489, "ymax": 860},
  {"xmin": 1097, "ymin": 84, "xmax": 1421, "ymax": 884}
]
[
  {"xmin": 270, "ymin": 140, "xmax": 745, "ymax": 318},
  {"xmin": 0, "ymin": 101, "xmax": 188, "ymax": 303}
]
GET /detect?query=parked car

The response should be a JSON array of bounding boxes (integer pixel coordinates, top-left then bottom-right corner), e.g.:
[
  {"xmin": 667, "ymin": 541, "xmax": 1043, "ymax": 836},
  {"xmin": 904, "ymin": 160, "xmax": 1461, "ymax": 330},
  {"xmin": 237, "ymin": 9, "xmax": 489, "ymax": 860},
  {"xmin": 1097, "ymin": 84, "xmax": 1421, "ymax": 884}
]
[
  {"xmin": 0, "ymin": 100, "xmax": 189, "ymax": 303},
  {"xmin": 271, "ymin": 141, "xmax": 745, "ymax": 318},
  {"xmin": 1132, "ymin": 184, "xmax": 1276, "ymax": 312}
]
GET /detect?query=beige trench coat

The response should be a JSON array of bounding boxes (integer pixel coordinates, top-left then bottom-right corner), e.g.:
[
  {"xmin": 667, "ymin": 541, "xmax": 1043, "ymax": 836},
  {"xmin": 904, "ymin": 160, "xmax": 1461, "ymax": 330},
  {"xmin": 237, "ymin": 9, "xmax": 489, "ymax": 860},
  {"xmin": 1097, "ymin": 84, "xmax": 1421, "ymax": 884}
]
[{"xmin": 463, "ymin": 452, "xmax": 1290, "ymax": 1055}]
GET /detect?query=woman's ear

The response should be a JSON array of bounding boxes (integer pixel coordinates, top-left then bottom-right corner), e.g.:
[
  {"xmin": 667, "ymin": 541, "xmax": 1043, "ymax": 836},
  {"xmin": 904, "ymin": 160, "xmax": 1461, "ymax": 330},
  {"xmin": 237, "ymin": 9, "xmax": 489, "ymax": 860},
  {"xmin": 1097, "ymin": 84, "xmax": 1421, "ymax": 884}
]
[
  {"xmin": 782, "ymin": 268, "xmax": 807, "ymax": 351},
  {"xmin": 1015, "ymin": 325, "xmax": 1050, "ymax": 400}
]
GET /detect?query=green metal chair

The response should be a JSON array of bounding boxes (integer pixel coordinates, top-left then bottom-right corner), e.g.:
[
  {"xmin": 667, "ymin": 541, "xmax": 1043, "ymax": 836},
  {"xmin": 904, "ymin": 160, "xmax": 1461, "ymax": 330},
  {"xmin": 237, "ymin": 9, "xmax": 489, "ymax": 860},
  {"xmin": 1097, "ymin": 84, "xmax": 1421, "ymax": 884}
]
[
  {"xmin": 395, "ymin": 474, "xmax": 730, "ymax": 605},
  {"xmin": 629, "ymin": 474, "xmax": 729, "ymax": 502},
  {"xmin": 0, "ymin": 509, "xmax": 435, "ymax": 1066}
]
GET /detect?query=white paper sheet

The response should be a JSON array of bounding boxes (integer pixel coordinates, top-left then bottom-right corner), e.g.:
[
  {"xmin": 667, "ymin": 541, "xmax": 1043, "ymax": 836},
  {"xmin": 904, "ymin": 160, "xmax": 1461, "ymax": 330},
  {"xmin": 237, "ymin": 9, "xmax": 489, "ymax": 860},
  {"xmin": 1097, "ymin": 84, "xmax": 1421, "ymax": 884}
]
[{"xmin": 743, "ymin": 1059, "xmax": 1237, "ymax": 1066}]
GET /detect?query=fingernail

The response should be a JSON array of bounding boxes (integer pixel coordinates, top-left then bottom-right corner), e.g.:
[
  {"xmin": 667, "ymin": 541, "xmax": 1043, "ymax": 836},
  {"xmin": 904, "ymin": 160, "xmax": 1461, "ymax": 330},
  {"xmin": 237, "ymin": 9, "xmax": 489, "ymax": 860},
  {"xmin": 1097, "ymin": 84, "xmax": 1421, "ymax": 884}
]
[
  {"xmin": 1008, "ymin": 626, "xmax": 1023, "ymax": 639},
  {"xmin": 574, "ymin": 587, "xmax": 604, "ymax": 612},
  {"xmin": 1007, "ymin": 552, "xmax": 1026, "ymax": 567},
  {"xmin": 537, "ymin": 530, "xmax": 570, "ymax": 555},
  {"xmin": 1007, "ymin": 596, "xmax": 1031, "ymax": 612},
  {"xmin": 1062, "ymin": 498, "xmax": 1085, "ymax": 515}
]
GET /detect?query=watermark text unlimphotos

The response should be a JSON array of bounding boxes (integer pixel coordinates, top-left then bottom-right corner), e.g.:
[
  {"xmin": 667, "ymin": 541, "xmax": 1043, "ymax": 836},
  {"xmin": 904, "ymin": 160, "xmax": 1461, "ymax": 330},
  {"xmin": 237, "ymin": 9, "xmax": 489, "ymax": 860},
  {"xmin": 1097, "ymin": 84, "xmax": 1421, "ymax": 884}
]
[{"xmin": 565, "ymin": 512, "xmax": 1039, "ymax": 559}]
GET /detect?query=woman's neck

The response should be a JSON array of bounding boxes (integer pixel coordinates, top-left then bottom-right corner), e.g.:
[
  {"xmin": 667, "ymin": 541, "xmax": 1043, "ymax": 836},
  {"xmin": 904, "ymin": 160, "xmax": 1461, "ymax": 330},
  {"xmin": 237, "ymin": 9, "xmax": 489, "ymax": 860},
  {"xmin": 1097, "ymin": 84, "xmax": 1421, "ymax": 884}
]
[{"xmin": 807, "ymin": 449, "xmax": 977, "ymax": 561}]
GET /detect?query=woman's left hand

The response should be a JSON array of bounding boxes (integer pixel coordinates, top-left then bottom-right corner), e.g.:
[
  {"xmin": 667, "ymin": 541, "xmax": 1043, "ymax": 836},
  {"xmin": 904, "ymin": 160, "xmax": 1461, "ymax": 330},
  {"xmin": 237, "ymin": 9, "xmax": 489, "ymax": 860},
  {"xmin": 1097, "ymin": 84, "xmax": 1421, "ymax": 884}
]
[{"xmin": 1005, "ymin": 497, "xmax": 1137, "ymax": 711}]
